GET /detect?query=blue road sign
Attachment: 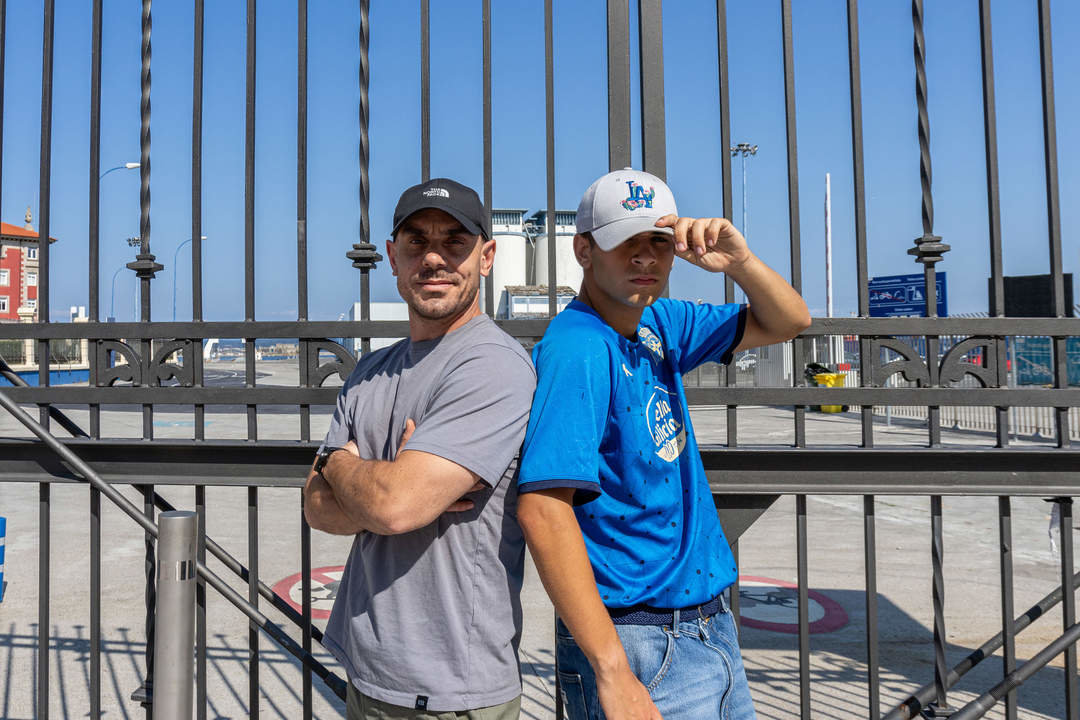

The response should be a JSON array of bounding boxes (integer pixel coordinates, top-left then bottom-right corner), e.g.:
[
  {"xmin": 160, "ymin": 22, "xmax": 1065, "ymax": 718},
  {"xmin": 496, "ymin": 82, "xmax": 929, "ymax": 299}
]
[{"xmin": 869, "ymin": 273, "xmax": 947, "ymax": 317}]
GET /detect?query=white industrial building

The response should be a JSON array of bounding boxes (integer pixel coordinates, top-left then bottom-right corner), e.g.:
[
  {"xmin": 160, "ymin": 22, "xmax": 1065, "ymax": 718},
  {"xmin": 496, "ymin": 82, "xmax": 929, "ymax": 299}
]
[
  {"xmin": 349, "ymin": 300, "xmax": 409, "ymax": 353},
  {"xmin": 489, "ymin": 207, "xmax": 581, "ymax": 318}
]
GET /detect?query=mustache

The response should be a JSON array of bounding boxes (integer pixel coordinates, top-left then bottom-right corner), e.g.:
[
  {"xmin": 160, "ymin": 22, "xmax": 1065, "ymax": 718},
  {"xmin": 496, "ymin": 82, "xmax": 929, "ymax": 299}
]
[{"xmin": 415, "ymin": 271, "xmax": 456, "ymax": 282}]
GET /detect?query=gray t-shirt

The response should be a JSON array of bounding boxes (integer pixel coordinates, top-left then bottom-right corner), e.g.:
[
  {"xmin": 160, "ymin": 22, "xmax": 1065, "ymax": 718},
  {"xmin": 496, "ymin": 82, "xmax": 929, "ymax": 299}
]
[{"xmin": 321, "ymin": 314, "xmax": 536, "ymax": 711}]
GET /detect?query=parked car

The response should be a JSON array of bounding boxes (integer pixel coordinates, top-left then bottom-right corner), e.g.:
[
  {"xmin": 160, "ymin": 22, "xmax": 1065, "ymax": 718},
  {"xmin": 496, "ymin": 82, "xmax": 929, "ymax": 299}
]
[{"xmin": 735, "ymin": 352, "xmax": 758, "ymax": 372}]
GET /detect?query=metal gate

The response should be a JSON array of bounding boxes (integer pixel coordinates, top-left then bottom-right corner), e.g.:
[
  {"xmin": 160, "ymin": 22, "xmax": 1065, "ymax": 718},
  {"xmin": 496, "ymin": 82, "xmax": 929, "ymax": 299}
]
[{"xmin": 1, "ymin": 1, "xmax": 1078, "ymax": 719}]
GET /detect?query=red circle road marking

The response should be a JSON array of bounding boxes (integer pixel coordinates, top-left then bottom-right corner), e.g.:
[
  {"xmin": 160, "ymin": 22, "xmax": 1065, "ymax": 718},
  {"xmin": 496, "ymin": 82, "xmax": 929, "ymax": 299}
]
[
  {"xmin": 272, "ymin": 565, "xmax": 345, "ymax": 620},
  {"xmin": 736, "ymin": 575, "xmax": 849, "ymax": 634}
]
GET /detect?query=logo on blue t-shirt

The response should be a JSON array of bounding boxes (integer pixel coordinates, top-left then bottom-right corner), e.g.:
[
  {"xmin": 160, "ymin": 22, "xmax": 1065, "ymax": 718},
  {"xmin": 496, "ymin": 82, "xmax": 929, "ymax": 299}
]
[
  {"xmin": 646, "ymin": 384, "xmax": 685, "ymax": 462},
  {"xmin": 637, "ymin": 326, "xmax": 664, "ymax": 360}
]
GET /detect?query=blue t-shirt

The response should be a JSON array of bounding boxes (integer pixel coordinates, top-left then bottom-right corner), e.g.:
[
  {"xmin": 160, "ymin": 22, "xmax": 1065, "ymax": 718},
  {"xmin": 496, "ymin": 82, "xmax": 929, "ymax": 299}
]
[{"xmin": 519, "ymin": 298, "xmax": 747, "ymax": 609}]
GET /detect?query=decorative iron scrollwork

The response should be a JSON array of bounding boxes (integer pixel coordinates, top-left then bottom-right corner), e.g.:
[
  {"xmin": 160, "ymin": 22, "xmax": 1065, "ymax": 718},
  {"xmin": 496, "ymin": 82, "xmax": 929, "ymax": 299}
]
[
  {"xmin": 938, "ymin": 337, "xmax": 997, "ymax": 388},
  {"xmin": 307, "ymin": 340, "xmax": 357, "ymax": 387},
  {"xmin": 98, "ymin": 340, "xmax": 143, "ymax": 386},
  {"xmin": 870, "ymin": 338, "xmax": 930, "ymax": 387},
  {"xmin": 151, "ymin": 340, "xmax": 195, "ymax": 386}
]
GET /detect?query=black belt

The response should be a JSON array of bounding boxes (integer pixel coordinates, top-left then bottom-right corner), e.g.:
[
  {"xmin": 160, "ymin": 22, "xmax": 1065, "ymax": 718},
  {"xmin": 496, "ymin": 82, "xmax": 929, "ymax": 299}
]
[{"xmin": 608, "ymin": 593, "xmax": 727, "ymax": 626}]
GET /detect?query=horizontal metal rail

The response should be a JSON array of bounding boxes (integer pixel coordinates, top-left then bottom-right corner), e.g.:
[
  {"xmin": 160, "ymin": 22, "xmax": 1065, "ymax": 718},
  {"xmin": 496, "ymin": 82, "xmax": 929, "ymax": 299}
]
[
  {"xmin": 0, "ymin": 385, "xmax": 347, "ymax": 701},
  {"xmin": 4, "ymin": 438, "xmax": 1080, "ymax": 495},
  {"xmin": 3, "ymin": 316, "xmax": 1080, "ymax": 340},
  {"xmin": 5, "ymin": 385, "xmax": 1080, "ymax": 407}
]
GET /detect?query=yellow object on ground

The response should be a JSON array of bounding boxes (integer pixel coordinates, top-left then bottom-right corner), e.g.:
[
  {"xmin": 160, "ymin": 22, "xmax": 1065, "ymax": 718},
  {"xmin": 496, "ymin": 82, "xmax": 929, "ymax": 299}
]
[{"xmin": 814, "ymin": 372, "xmax": 845, "ymax": 413}]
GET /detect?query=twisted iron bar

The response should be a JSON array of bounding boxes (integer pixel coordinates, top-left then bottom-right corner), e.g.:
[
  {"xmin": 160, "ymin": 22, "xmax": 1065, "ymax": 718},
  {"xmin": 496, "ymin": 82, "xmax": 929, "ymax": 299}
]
[
  {"xmin": 931, "ymin": 496, "xmax": 950, "ymax": 712},
  {"xmin": 358, "ymin": 0, "xmax": 370, "ymax": 246},
  {"xmin": 139, "ymin": 0, "xmax": 151, "ymax": 255},
  {"xmin": 912, "ymin": 0, "xmax": 933, "ymax": 236}
]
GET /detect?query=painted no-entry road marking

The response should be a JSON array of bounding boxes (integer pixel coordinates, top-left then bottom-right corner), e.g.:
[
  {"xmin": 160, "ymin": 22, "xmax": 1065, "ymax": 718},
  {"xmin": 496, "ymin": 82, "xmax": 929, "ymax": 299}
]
[{"xmin": 273, "ymin": 568, "xmax": 849, "ymax": 633}]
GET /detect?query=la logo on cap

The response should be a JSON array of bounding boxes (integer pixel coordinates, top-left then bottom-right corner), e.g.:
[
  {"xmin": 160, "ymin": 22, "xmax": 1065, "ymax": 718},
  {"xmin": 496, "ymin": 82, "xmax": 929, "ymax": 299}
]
[{"xmin": 621, "ymin": 180, "xmax": 655, "ymax": 211}]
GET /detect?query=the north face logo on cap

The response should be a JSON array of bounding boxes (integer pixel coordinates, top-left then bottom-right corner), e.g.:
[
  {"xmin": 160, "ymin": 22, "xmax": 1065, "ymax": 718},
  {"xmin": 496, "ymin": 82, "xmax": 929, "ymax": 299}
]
[
  {"xmin": 423, "ymin": 187, "xmax": 450, "ymax": 198},
  {"xmin": 621, "ymin": 180, "xmax": 655, "ymax": 211}
]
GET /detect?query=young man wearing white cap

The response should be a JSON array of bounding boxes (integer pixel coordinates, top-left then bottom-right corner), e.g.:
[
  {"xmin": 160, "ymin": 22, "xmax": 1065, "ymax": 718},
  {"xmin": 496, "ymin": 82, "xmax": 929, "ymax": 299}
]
[{"xmin": 517, "ymin": 169, "xmax": 809, "ymax": 719}]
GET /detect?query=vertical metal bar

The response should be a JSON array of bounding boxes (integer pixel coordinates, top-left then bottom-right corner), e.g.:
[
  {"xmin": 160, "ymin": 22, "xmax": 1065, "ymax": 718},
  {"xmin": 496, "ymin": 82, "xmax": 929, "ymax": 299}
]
[
  {"xmin": 153, "ymin": 512, "xmax": 197, "ymax": 720},
  {"xmin": 864, "ymin": 495, "xmax": 880, "ymax": 718},
  {"xmin": 35, "ymin": 3, "xmax": 55, "ymax": 716},
  {"xmin": 89, "ymin": 0, "xmax": 102, "ymax": 323},
  {"xmin": 1061, "ymin": 498, "xmax": 1077, "ymax": 720},
  {"xmin": 193, "ymin": 0, "xmax": 205, "ymax": 441},
  {"xmin": 999, "ymin": 496, "xmax": 1017, "ymax": 720},
  {"xmin": 38, "ymin": 482, "xmax": 50, "ymax": 720},
  {"xmin": 554, "ymin": 611, "xmax": 563, "ymax": 720},
  {"xmin": 980, "ymin": 0, "xmax": 1003, "ymax": 323},
  {"xmin": 607, "ymin": 0, "xmax": 631, "ymax": 171},
  {"xmin": 137, "ymin": 0, "xmax": 154, "ymax": 442},
  {"xmin": 297, "ymin": 0, "xmax": 308, "ymax": 323},
  {"xmin": 88, "ymin": 0, "xmax": 102, "ymax": 443},
  {"xmin": 730, "ymin": 541, "xmax": 740, "ymax": 633},
  {"xmin": 781, "ymin": 0, "xmax": 800, "ymax": 299},
  {"xmin": 192, "ymin": 0, "xmax": 204, "ymax": 323},
  {"xmin": 357, "ymin": 0, "xmax": 373, "ymax": 356},
  {"xmin": 544, "ymin": 0, "xmax": 555, "ymax": 317},
  {"xmin": 358, "ymin": 0, "xmax": 370, "ymax": 278},
  {"xmin": 796, "ymin": 495, "xmax": 810, "ymax": 718},
  {"xmin": 930, "ymin": 494, "xmax": 950, "ymax": 712},
  {"xmin": 1036, "ymin": 0, "xmax": 1064, "ymax": 321},
  {"xmin": 248, "ymin": 486, "xmax": 260, "ymax": 719},
  {"xmin": 910, "ymin": 0, "xmax": 946, "ymax": 456},
  {"xmin": 297, "ymin": 0, "xmax": 310, "ymax": 442},
  {"xmin": 245, "ymin": 0, "xmax": 257, "ymax": 443},
  {"xmin": 1055, "ymin": 336, "xmax": 1070, "ymax": 446},
  {"xmin": 37, "ymin": 0, "xmax": 55, "ymax": 428},
  {"xmin": 781, "ymin": 0, "xmax": 804, "ymax": 453},
  {"xmin": 301, "ymin": 496, "xmax": 312, "ymax": 720},
  {"xmin": 420, "ymin": 0, "xmax": 430, "ymax": 182},
  {"xmin": 482, "ymin": 0, "xmax": 493, "ymax": 316},
  {"xmin": 637, "ymin": 0, "xmax": 665, "ymax": 180},
  {"xmin": 195, "ymin": 486, "xmax": 207, "ymax": 720},
  {"xmin": 90, "ymin": 484, "xmax": 101, "ymax": 719},
  {"xmin": 846, "ymin": 0, "xmax": 874, "ymax": 448},
  {"xmin": 715, "ymin": 0, "xmax": 738, "ymax": 447},
  {"xmin": 142, "ymin": 486, "xmax": 156, "ymax": 716}
]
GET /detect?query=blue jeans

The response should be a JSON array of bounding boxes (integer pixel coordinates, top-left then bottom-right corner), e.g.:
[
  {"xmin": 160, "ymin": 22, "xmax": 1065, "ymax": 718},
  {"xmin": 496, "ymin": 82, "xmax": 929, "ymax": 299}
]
[{"xmin": 556, "ymin": 603, "xmax": 756, "ymax": 719}]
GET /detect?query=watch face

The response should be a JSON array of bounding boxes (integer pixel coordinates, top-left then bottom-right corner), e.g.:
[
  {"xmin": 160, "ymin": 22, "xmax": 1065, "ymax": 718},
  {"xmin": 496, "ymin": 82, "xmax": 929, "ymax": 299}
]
[{"xmin": 315, "ymin": 447, "xmax": 340, "ymax": 474}]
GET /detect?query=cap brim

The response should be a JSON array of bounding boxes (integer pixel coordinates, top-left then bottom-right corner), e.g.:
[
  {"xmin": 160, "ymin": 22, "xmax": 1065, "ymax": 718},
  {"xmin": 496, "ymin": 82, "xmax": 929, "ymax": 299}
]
[
  {"xmin": 590, "ymin": 216, "xmax": 673, "ymax": 251},
  {"xmin": 391, "ymin": 205, "xmax": 486, "ymax": 239}
]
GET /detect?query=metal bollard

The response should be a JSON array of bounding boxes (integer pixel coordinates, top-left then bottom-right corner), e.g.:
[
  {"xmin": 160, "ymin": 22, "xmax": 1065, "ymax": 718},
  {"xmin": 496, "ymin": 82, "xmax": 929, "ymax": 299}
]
[
  {"xmin": 0, "ymin": 515, "xmax": 6, "ymax": 603},
  {"xmin": 154, "ymin": 511, "xmax": 197, "ymax": 720}
]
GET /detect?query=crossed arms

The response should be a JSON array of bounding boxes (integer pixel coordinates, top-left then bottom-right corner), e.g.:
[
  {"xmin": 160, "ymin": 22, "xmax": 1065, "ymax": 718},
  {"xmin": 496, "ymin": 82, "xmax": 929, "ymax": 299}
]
[{"xmin": 304, "ymin": 421, "xmax": 483, "ymax": 536}]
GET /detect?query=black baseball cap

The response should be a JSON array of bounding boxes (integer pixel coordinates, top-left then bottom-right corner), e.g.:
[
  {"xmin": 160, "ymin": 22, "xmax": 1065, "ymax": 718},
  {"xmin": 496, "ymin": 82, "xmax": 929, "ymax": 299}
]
[{"xmin": 391, "ymin": 178, "xmax": 489, "ymax": 240}]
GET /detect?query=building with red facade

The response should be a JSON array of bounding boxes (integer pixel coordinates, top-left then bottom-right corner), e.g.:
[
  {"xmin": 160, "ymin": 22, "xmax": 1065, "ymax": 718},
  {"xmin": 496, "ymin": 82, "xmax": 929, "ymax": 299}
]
[{"xmin": 0, "ymin": 208, "xmax": 56, "ymax": 323}]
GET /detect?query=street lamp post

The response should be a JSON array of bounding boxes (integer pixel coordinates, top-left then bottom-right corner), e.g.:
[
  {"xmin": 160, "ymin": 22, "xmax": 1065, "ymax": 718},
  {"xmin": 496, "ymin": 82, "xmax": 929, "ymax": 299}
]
[
  {"xmin": 108, "ymin": 237, "xmax": 142, "ymax": 322},
  {"xmin": 99, "ymin": 162, "xmax": 140, "ymax": 181},
  {"xmin": 173, "ymin": 236, "xmax": 207, "ymax": 322},
  {"xmin": 730, "ymin": 142, "xmax": 758, "ymax": 303},
  {"xmin": 100, "ymin": 163, "xmax": 139, "ymax": 321}
]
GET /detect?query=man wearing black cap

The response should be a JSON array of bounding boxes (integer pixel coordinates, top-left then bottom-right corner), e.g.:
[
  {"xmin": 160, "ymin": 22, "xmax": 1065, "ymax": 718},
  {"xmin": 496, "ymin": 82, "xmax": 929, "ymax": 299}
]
[{"xmin": 304, "ymin": 178, "xmax": 536, "ymax": 718}]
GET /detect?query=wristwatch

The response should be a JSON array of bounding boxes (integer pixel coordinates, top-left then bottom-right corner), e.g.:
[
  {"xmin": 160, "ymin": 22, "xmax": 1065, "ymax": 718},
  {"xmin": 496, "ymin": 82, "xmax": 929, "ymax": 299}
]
[{"xmin": 313, "ymin": 446, "xmax": 344, "ymax": 475}]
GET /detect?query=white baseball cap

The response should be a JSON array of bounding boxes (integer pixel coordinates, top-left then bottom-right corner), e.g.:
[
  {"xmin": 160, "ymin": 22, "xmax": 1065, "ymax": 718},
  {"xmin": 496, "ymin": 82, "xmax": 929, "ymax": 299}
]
[{"xmin": 576, "ymin": 168, "xmax": 678, "ymax": 251}]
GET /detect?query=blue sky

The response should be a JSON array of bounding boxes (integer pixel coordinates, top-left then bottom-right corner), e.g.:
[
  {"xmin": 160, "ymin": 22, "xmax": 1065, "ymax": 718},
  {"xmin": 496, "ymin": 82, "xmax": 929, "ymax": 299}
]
[{"xmin": 0, "ymin": 0, "xmax": 1076, "ymax": 322}]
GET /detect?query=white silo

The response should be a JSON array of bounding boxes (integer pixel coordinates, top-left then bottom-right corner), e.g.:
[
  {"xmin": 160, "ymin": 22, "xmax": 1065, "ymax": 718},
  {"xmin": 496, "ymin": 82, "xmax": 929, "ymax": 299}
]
[
  {"xmin": 529, "ymin": 209, "xmax": 582, "ymax": 293},
  {"xmin": 490, "ymin": 209, "xmax": 529, "ymax": 318}
]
